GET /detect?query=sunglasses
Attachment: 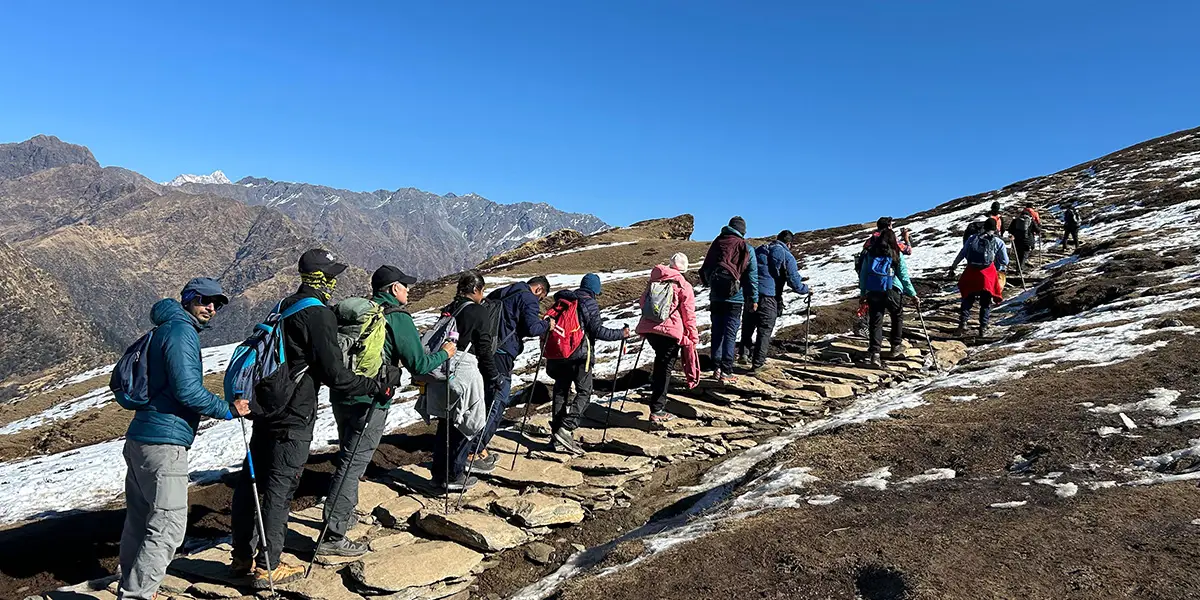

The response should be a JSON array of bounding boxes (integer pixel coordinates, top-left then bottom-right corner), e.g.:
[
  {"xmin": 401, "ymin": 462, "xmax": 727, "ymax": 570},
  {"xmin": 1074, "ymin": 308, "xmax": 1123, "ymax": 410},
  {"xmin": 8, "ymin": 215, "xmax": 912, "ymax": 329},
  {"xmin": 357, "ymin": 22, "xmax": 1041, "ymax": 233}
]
[{"xmin": 196, "ymin": 295, "xmax": 227, "ymax": 310}]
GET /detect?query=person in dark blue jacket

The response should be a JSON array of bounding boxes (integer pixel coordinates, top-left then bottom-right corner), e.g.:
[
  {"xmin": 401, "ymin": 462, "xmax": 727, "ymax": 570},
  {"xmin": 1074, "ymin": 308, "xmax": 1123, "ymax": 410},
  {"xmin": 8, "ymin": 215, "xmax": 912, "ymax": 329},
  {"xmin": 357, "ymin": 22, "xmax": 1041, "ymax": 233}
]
[
  {"xmin": 118, "ymin": 277, "xmax": 249, "ymax": 600},
  {"xmin": 545, "ymin": 274, "xmax": 630, "ymax": 455},
  {"xmin": 479, "ymin": 276, "xmax": 552, "ymax": 454},
  {"xmin": 739, "ymin": 230, "xmax": 811, "ymax": 370}
]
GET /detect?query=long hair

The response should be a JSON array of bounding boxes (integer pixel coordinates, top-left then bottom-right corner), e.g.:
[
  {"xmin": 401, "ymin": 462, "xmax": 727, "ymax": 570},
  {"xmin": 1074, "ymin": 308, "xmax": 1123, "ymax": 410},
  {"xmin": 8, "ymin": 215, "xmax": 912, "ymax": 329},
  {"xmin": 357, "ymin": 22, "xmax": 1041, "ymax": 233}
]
[{"xmin": 871, "ymin": 228, "xmax": 902, "ymax": 263}]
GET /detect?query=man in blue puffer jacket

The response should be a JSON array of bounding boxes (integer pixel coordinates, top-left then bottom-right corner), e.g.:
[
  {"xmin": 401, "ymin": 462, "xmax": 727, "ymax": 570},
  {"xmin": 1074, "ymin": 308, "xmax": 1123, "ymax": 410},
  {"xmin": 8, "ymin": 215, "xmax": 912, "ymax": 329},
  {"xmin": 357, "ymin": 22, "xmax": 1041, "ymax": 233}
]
[
  {"xmin": 739, "ymin": 230, "xmax": 811, "ymax": 370},
  {"xmin": 118, "ymin": 277, "xmax": 250, "ymax": 600},
  {"xmin": 545, "ymin": 274, "xmax": 629, "ymax": 455}
]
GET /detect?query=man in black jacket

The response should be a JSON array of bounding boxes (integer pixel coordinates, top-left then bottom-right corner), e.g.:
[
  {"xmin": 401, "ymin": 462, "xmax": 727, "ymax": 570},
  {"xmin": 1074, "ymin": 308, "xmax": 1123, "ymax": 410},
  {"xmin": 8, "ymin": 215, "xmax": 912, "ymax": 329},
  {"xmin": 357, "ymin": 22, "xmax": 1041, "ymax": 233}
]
[
  {"xmin": 230, "ymin": 249, "xmax": 402, "ymax": 588},
  {"xmin": 479, "ymin": 276, "xmax": 552, "ymax": 453},
  {"xmin": 545, "ymin": 273, "xmax": 629, "ymax": 455}
]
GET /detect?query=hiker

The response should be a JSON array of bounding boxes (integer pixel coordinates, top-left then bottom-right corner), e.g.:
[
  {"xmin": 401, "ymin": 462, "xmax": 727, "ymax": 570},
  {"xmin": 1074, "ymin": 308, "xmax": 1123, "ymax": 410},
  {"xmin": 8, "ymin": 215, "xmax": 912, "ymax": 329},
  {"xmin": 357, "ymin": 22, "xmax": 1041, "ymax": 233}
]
[
  {"xmin": 1062, "ymin": 203, "xmax": 1082, "ymax": 251},
  {"xmin": 855, "ymin": 217, "xmax": 911, "ymax": 338},
  {"xmin": 230, "ymin": 250, "xmax": 404, "ymax": 588},
  {"xmin": 117, "ymin": 278, "xmax": 249, "ymax": 600},
  {"xmin": 739, "ymin": 230, "xmax": 810, "ymax": 370},
  {"xmin": 986, "ymin": 201, "xmax": 1005, "ymax": 234},
  {"xmin": 544, "ymin": 273, "xmax": 630, "ymax": 454},
  {"xmin": 1007, "ymin": 204, "xmax": 1041, "ymax": 270},
  {"xmin": 699, "ymin": 216, "xmax": 758, "ymax": 383},
  {"xmin": 949, "ymin": 218, "xmax": 1009, "ymax": 337},
  {"xmin": 318, "ymin": 265, "xmax": 454, "ymax": 555},
  {"xmin": 425, "ymin": 270, "xmax": 497, "ymax": 491},
  {"xmin": 636, "ymin": 253, "xmax": 700, "ymax": 423},
  {"xmin": 479, "ymin": 276, "xmax": 552, "ymax": 452},
  {"xmin": 858, "ymin": 229, "xmax": 918, "ymax": 367}
]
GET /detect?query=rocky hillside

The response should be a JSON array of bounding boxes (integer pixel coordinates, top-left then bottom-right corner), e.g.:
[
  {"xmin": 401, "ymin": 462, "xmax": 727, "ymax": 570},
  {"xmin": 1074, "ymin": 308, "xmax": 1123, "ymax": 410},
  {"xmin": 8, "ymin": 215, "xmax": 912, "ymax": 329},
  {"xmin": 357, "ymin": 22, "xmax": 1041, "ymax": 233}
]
[
  {"xmin": 172, "ymin": 175, "xmax": 608, "ymax": 278},
  {"xmin": 0, "ymin": 136, "xmax": 606, "ymax": 389}
]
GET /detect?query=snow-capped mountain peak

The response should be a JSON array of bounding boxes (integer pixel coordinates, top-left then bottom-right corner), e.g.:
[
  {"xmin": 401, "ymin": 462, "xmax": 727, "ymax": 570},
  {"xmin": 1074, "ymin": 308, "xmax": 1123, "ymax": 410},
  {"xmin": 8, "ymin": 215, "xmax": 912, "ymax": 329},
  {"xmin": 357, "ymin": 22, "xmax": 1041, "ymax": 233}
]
[{"xmin": 163, "ymin": 170, "xmax": 231, "ymax": 186}]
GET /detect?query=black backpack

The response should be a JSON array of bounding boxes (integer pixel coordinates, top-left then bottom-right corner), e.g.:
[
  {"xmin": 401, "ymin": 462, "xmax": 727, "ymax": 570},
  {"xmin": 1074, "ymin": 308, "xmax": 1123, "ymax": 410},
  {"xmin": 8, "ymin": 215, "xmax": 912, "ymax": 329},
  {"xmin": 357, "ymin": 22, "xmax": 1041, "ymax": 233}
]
[
  {"xmin": 963, "ymin": 220, "xmax": 985, "ymax": 244},
  {"xmin": 1009, "ymin": 213, "xmax": 1034, "ymax": 245}
]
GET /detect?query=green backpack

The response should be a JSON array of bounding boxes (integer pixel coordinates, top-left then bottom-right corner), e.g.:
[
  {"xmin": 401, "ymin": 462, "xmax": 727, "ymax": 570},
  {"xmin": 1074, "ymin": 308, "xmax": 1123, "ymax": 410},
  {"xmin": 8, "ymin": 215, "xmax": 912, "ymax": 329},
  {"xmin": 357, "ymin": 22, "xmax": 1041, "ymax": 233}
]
[{"xmin": 334, "ymin": 298, "xmax": 389, "ymax": 377}]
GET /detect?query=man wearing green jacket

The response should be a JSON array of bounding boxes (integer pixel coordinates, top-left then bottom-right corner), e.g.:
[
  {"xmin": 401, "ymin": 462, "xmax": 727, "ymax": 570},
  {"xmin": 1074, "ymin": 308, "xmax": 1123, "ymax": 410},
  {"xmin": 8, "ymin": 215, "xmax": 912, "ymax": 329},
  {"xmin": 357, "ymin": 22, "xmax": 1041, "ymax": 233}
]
[{"xmin": 317, "ymin": 265, "xmax": 456, "ymax": 557}]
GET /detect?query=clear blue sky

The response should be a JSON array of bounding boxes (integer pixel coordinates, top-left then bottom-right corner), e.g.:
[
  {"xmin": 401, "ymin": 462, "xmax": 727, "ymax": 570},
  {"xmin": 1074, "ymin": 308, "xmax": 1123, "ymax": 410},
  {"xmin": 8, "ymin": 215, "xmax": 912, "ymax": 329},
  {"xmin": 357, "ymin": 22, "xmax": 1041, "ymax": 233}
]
[{"xmin": 2, "ymin": 1, "xmax": 1198, "ymax": 238}]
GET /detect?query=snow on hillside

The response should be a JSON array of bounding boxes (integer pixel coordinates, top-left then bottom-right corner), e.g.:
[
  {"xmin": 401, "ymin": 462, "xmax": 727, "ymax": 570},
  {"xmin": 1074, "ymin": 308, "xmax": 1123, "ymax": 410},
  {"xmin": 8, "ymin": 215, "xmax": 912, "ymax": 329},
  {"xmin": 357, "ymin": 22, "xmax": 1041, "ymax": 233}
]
[{"xmin": 163, "ymin": 170, "xmax": 232, "ymax": 186}]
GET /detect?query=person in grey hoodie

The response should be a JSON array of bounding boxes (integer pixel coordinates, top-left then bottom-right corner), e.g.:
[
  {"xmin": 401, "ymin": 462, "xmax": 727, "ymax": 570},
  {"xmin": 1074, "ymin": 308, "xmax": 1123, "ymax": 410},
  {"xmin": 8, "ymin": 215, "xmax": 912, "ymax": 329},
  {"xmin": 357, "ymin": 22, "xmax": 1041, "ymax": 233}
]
[{"xmin": 118, "ymin": 278, "xmax": 250, "ymax": 600}]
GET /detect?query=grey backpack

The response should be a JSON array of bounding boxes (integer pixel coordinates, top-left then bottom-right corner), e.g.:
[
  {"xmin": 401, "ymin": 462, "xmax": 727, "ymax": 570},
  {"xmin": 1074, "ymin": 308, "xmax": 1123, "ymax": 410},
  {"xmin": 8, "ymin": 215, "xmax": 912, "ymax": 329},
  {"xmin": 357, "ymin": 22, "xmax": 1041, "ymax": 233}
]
[{"xmin": 641, "ymin": 280, "xmax": 677, "ymax": 323}]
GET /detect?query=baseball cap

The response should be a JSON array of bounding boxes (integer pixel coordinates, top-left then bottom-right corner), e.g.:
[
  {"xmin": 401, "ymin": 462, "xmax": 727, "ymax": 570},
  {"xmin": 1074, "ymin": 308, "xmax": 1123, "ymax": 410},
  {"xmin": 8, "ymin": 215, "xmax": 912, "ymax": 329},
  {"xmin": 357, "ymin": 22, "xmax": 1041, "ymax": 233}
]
[
  {"xmin": 180, "ymin": 277, "xmax": 228, "ymax": 307},
  {"xmin": 298, "ymin": 248, "xmax": 347, "ymax": 277},
  {"xmin": 372, "ymin": 265, "xmax": 417, "ymax": 291}
]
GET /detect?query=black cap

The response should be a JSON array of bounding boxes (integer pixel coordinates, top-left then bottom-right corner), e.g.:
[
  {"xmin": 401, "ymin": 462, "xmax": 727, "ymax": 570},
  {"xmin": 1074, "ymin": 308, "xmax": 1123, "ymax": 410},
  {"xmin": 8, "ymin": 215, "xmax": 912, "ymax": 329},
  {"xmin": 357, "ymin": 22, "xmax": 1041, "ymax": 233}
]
[
  {"xmin": 372, "ymin": 265, "xmax": 417, "ymax": 291},
  {"xmin": 298, "ymin": 248, "xmax": 347, "ymax": 277},
  {"xmin": 180, "ymin": 277, "xmax": 228, "ymax": 306}
]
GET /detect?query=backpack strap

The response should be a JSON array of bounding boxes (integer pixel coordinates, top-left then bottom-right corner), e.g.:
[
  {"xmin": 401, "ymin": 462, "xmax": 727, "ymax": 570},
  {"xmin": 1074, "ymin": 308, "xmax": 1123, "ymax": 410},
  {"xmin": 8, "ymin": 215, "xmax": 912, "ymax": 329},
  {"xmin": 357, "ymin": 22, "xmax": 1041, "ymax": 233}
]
[{"xmin": 281, "ymin": 297, "xmax": 324, "ymax": 319}]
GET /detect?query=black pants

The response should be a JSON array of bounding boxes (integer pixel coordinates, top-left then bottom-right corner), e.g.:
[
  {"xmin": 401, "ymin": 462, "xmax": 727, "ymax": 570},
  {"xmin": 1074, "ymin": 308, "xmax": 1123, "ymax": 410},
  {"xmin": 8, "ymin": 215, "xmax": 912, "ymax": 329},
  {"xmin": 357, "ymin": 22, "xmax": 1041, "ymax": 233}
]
[
  {"xmin": 646, "ymin": 334, "xmax": 681, "ymax": 414},
  {"xmin": 866, "ymin": 290, "xmax": 904, "ymax": 355},
  {"xmin": 231, "ymin": 429, "xmax": 310, "ymax": 569},
  {"xmin": 960, "ymin": 292, "xmax": 994, "ymax": 329},
  {"xmin": 1014, "ymin": 242, "xmax": 1032, "ymax": 271},
  {"xmin": 1062, "ymin": 225, "xmax": 1079, "ymax": 248},
  {"xmin": 738, "ymin": 296, "xmax": 779, "ymax": 368},
  {"xmin": 323, "ymin": 402, "xmax": 388, "ymax": 537},
  {"xmin": 546, "ymin": 358, "xmax": 593, "ymax": 432}
]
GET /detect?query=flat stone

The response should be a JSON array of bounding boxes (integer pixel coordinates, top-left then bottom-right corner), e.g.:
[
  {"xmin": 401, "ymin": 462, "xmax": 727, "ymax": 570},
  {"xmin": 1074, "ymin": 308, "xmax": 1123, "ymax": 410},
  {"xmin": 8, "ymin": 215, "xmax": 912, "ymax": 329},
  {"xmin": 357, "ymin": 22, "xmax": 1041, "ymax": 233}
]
[
  {"xmin": 384, "ymin": 579, "xmax": 474, "ymax": 600},
  {"xmin": 701, "ymin": 443, "xmax": 729, "ymax": 456},
  {"xmin": 159, "ymin": 574, "xmax": 193, "ymax": 594},
  {"xmin": 374, "ymin": 495, "xmax": 427, "ymax": 528},
  {"xmin": 665, "ymin": 425, "xmax": 750, "ymax": 439},
  {"xmin": 286, "ymin": 514, "xmax": 371, "ymax": 552},
  {"xmin": 357, "ymin": 480, "xmax": 401, "ymax": 514},
  {"xmin": 581, "ymin": 401, "xmax": 654, "ymax": 431},
  {"xmin": 800, "ymin": 382, "xmax": 854, "ymax": 399},
  {"xmin": 664, "ymin": 395, "xmax": 760, "ymax": 425},
  {"xmin": 730, "ymin": 439, "xmax": 758, "ymax": 449},
  {"xmin": 525, "ymin": 541, "xmax": 556, "ymax": 565},
  {"xmin": 168, "ymin": 544, "xmax": 254, "ymax": 588},
  {"xmin": 484, "ymin": 456, "xmax": 585, "ymax": 488},
  {"xmin": 188, "ymin": 581, "xmax": 244, "ymax": 599},
  {"xmin": 315, "ymin": 552, "xmax": 367, "ymax": 566},
  {"xmin": 45, "ymin": 591, "xmax": 118, "ymax": 600},
  {"xmin": 492, "ymin": 493, "xmax": 585, "ymax": 527},
  {"xmin": 774, "ymin": 359, "xmax": 884, "ymax": 383},
  {"xmin": 279, "ymin": 567, "xmax": 365, "ymax": 600},
  {"xmin": 602, "ymin": 428, "xmax": 692, "ymax": 458},
  {"xmin": 568, "ymin": 452, "xmax": 653, "ymax": 474},
  {"xmin": 350, "ymin": 541, "xmax": 482, "ymax": 593},
  {"xmin": 370, "ymin": 531, "xmax": 418, "ymax": 551},
  {"xmin": 415, "ymin": 510, "xmax": 528, "ymax": 552},
  {"xmin": 586, "ymin": 468, "xmax": 651, "ymax": 489}
]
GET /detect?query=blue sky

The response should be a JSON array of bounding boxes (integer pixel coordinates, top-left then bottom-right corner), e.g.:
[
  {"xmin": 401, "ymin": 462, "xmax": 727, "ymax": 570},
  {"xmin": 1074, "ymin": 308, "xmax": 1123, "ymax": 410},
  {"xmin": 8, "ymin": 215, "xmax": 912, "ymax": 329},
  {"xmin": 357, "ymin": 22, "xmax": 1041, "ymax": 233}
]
[{"xmin": 2, "ymin": 1, "xmax": 1198, "ymax": 238}]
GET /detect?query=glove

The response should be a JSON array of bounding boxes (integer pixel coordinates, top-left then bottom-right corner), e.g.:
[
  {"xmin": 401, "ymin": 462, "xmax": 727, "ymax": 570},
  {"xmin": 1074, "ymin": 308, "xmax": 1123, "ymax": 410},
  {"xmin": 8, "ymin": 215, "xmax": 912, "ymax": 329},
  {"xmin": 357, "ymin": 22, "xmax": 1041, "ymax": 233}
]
[{"xmin": 375, "ymin": 365, "xmax": 403, "ymax": 401}]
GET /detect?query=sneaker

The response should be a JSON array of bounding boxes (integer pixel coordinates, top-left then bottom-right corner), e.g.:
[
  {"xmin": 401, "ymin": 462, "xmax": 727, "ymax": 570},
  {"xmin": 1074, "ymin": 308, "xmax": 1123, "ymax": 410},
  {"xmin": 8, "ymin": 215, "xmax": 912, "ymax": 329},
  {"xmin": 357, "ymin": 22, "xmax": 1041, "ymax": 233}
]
[
  {"xmin": 978, "ymin": 325, "xmax": 990, "ymax": 339},
  {"xmin": 229, "ymin": 556, "xmax": 254, "ymax": 578},
  {"xmin": 252, "ymin": 562, "xmax": 305, "ymax": 589},
  {"xmin": 551, "ymin": 428, "xmax": 586, "ymax": 456},
  {"xmin": 467, "ymin": 452, "xmax": 498, "ymax": 475},
  {"xmin": 718, "ymin": 373, "xmax": 739, "ymax": 385},
  {"xmin": 736, "ymin": 354, "xmax": 749, "ymax": 366},
  {"xmin": 649, "ymin": 411, "xmax": 676, "ymax": 423},
  {"xmin": 443, "ymin": 475, "xmax": 479, "ymax": 493},
  {"xmin": 316, "ymin": 534, "xmax": 368, "ymax": 557},
  {"xmin": 866, "ymin": 353, "xmax": 883, "ymax": 369},
  {"xmin": 886, "ymin": 340, "xmax": 910, "ymax": 360}
]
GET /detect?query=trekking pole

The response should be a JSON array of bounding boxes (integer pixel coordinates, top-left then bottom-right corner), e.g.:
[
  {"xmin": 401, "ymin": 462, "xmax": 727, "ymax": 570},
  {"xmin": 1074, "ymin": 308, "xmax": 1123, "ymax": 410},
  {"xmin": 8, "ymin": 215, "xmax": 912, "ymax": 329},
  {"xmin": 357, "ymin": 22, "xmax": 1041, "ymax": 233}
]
[
  {"xmin": 913, "ymin": 298, "xmax": 941, "ymax": 373},
  {"xmin": 510, "ymin": 339, "xmax": 548, "ymax": 470},
  {"xmin": 600, "ymin": 337, "xmax": 628, "ymax": 444},
  {"xmin": 1014, "ymin": 253, "xmax": 1028, "ymax": 291},
  {"xmin": 305, "ymin": 404, "xmax": 377, "ymax": 578},
  {"xmin": 237, "ymin": 417, "xmax": 275, "ymax": 596},
  {"xmin": 803, "ymin": 293, "xmax": 813, "ymax": 358},
  {"xmin": 617, "ymin": 338, "xmax": 647, "ymax": 412}
]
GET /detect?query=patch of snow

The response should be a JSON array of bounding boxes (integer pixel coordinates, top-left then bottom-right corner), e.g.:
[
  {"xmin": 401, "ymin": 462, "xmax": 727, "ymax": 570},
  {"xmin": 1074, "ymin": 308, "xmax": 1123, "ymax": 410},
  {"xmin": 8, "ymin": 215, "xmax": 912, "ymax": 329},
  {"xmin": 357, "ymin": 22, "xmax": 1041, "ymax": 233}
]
[
  {"xmin": 948, "ymin": 395, "xmax": 978, "ymax": 403},
  {"xmin": 164, "ymin": 170, "xmax": 231, "ymax": 186},
  {"xmin": 898, "ymin": 468, "xmax": 957, "ymax": 485},
  {"xmin": 848, "ymin": 467, "xmax": 892, "ymax": 490},
  {"xmin": 806, "ymin": 494, "xmax": 841, "ymax": 505},
  {"xmin": 989, "ymin": 501, "xmax": 1027, "ymax": 509},
  {"xmin": 1089, "ymin": 388, "xmax": 1180, "ymax": 416}
]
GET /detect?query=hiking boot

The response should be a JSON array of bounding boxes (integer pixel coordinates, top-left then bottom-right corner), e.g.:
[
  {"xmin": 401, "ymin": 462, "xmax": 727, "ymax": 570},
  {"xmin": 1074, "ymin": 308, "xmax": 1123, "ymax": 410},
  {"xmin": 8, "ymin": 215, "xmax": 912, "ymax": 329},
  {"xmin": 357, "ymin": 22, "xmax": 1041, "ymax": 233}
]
[
  {"xmin": 316, "ymin": 534, "xmax": 369, "ymax": 557},
  {"xmin": 886, "ymin": 340, "xmax": 910, "ymax": 360},
  {"xmin": 866, "ymin": 353, "xmax": 883, "ymax": 369},
  {"xmin": 467, "ymin": 452, "xmax": 498, "ymax": 475},
  {"xmin": 650, "ymin": 411, "xmax": 676, "ymax": 424},
  {"xmin": 252, "ymin": 562, "xmax": 305, "ymax": 589},
  {"xmin": 551, "ymin": 428, "xmax": 586, "ymax": 456},
  {"xmin": 718, "ymin": 373, "xmax": 739, "ymax": 384},
  {"xmin": 954, "ymin": 324, "xmax": 967, "ymax": 337},
  {"xmin": 442, "ymin": 475, "xmax": 479, "ymax": 493},
  {"xmin": 978, "ymin": 325, "xmax": 990, "ymax": 339},
  {"xmin": 736, "ymin": 354, "xmax": 749, "ymax": 366},
  {"xmin": 229, "ymin": 555, "xmax": 254, "ymax": 578}
]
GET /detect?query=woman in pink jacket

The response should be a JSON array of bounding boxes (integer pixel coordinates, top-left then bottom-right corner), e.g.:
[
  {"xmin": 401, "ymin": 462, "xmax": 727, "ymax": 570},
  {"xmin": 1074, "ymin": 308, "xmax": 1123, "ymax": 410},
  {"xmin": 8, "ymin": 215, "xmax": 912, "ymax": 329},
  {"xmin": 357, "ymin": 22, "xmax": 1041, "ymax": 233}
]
[{"xmin": 636, "ymin": 253, "xmax": 700, "ymax": 423}]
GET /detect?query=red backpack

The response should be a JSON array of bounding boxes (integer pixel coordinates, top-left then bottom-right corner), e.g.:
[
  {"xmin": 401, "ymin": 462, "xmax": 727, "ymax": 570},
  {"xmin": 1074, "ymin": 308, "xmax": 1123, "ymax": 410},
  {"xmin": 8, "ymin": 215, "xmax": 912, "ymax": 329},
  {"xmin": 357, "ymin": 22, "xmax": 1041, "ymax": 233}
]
[{"xmin": 543, "ymin": 297, "xmax": 585, "ymax": 360}]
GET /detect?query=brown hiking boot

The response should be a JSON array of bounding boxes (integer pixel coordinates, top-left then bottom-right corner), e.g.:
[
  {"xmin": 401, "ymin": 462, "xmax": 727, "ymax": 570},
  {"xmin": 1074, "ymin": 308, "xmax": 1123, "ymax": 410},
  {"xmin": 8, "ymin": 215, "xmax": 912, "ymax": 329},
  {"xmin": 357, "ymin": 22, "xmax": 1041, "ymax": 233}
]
[{"xmin": 252, "ymin": 562, "xmax": 305, "ymax": 589}]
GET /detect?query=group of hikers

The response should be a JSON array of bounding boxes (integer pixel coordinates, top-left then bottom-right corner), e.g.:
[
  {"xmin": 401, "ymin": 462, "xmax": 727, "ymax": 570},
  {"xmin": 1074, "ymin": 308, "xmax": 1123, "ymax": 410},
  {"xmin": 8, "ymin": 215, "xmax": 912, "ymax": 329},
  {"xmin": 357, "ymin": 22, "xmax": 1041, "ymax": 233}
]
[{"xmin": 110, "ymin": 203, "xmax": 1083, "ymax": 599}]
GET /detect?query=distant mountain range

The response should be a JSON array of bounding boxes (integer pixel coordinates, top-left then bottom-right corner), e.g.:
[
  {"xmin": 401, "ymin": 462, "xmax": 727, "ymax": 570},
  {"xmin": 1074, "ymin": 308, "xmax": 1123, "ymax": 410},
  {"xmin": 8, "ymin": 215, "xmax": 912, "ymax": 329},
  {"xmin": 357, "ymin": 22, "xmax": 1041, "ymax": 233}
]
[{"xmin": 0, "ymin": 135, "xmax": 607, "ymax": 391}]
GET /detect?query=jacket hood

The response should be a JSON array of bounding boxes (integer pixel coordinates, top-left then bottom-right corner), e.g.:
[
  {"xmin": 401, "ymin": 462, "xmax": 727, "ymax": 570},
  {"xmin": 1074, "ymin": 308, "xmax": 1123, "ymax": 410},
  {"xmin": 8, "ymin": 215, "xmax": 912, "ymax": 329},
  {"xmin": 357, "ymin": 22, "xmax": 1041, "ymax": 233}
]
[
  {"xmin": 719, "ymin": 225, "xmax": 745, "ymax": 239},
  {"xmin": 373, "ymin": 290, "xmax": 402, "ymax": 307},
  {"xmin": 151, "ymin": 298, "xmax": 200, "ymax": 329},
  {"xmin": 650, "ymin": 264, "xmax": 686, "ymax": 283},
  {"xmin": 554, "ymin": 288, "xmax": 593, "ymax": 302}
]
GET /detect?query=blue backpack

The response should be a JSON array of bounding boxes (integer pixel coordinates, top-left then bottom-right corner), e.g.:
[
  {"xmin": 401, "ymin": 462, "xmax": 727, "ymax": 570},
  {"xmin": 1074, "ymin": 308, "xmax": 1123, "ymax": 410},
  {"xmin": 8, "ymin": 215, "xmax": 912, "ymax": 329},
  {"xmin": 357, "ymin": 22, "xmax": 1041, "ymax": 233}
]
[
  {"xmin": 110, "ymin": 329, "xmax": 157, "ymax": 410},
  {"xmin": 224, "ymin": 297, "xmax": 323, "ymax": 420},
  {"xmin": 863, "ymin": 255, "xmax": 896, "ymax": 292}
]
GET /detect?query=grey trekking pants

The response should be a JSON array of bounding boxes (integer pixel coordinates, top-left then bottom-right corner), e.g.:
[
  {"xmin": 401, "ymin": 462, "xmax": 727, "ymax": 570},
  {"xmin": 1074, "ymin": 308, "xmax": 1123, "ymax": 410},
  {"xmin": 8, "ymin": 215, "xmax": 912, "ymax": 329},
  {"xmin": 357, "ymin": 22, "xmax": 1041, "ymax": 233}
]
[
  {"xmin": 118, "ymin": 440, "xmax": 189, "ymax": 600},
  {"xmin": 323, "ymin": 402, "xmax": 389, "ymax": 537}
]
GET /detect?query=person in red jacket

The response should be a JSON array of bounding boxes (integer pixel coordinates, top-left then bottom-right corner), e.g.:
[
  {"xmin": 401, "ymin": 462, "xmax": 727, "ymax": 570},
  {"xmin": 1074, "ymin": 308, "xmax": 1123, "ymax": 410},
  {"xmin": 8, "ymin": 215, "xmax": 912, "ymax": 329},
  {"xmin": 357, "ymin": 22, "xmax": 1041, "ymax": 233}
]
[{"xmin": 636, "ymin": 253, "xmax": 700, "ymax": 423}]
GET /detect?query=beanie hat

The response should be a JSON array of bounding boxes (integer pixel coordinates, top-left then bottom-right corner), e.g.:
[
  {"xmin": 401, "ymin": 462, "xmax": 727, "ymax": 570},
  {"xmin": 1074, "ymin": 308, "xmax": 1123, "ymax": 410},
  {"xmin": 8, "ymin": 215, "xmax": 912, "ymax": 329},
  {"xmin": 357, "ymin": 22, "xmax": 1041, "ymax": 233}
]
[
  {"xmin": 581, "ymin": 273, "xmax": 602, "ymax": 296},
  {"xmin": 669, "ymin": 252, "xmax": 689, "ymax": 272},
  {"xmin": 728, "ymin": 216, "xmax": 747, "ymax": 236}
]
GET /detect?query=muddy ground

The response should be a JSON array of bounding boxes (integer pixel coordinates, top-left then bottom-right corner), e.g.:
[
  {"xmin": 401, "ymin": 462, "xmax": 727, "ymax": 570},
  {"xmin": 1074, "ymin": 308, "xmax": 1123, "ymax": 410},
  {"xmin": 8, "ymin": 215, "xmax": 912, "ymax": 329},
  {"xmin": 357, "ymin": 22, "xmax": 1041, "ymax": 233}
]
[{"xmin": 556, "ymin": 314, "xmax": 1200, "ymax": 600}]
